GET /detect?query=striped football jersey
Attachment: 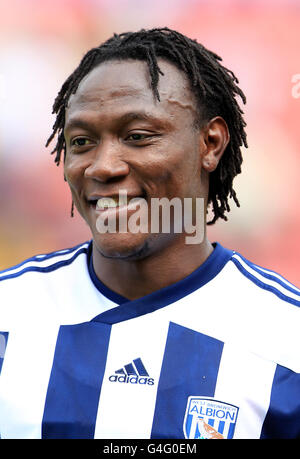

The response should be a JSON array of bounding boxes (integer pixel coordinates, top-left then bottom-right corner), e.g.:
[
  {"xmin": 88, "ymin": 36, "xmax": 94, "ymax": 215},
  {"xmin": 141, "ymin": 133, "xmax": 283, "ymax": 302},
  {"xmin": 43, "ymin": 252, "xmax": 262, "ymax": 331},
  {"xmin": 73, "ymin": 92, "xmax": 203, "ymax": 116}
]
[{"xmin": 0, "ymin": 241, "xmax": 299, "ymax": 439}]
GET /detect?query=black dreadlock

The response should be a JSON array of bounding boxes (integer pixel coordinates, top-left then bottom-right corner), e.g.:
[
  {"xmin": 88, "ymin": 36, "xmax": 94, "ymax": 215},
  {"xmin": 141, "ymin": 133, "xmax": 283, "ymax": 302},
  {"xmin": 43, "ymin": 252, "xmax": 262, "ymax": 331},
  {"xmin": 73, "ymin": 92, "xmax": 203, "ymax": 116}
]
[{"xmin": 46, "ymin": 27, "xmax": 248, "ymax": 224}]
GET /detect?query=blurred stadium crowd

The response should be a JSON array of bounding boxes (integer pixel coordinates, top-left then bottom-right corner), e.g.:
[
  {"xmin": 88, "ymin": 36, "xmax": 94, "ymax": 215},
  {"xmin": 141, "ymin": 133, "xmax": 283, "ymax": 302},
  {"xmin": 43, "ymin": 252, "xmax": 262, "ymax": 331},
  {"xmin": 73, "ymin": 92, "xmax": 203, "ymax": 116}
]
[{"xmin": 0, "ymin": 0, "xmax": 299, "ymax": 285}]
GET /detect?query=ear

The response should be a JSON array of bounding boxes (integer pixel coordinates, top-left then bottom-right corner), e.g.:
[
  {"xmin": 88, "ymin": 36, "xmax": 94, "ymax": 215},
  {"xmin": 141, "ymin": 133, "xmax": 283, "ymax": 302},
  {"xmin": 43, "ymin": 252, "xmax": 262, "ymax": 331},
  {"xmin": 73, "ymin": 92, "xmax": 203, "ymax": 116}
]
[{"xmin": 201, "ymin": 116, "xmax": 230, "ymax": 172}]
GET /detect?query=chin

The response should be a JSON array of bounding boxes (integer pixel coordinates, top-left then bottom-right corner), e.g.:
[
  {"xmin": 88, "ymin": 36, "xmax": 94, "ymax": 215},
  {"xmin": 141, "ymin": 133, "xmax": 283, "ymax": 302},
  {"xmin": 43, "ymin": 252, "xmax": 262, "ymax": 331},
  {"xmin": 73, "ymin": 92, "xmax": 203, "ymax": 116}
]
[{"xmin": 92, "ymin": 232, "xmax": 153, "ymax": 261}]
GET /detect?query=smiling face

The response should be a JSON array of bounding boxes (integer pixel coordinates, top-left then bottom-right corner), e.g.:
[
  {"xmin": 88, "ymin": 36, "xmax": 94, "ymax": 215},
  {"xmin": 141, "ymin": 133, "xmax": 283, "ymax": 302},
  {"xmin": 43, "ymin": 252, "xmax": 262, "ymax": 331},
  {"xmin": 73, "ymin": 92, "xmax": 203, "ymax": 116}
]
[{"xmin": 64, "ymin": 59, "xmax": 211, "ymax": 260}]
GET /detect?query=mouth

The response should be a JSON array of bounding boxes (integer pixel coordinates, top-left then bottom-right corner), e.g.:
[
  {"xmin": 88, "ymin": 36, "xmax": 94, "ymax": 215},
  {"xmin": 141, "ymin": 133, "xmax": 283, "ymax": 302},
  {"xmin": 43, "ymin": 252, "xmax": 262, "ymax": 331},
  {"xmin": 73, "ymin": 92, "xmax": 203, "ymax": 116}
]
[
  {"xmin": 87, "ymin": 192, "xmax": 149, "ymax": 235},
  {"xmin": 86, "ymin": 192, "xmax": 147, "ymax": 210}
]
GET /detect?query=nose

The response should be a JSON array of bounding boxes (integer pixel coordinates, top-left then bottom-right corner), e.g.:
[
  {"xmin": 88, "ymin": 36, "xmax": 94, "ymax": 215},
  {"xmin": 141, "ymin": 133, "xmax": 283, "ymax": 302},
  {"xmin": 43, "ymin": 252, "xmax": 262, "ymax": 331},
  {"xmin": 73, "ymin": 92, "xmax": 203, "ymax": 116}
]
[{"xmin": 84, "ymin": 140, "xmax": 130, "ymax": 182}]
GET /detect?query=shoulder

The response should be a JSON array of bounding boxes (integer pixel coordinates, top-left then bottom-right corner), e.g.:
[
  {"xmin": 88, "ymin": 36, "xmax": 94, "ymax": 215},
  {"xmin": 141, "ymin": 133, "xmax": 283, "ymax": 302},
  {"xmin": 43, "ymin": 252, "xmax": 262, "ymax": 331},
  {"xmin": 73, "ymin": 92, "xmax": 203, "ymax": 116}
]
[
  {"xmin": 0, "ymin": 241, "xmax": 92, "ymax": 327},
  {"xmin": 0, "ymin": 241, "xmax": 90, "ymax": 284},
  {"xmin": 208, "ymin": 244, "xmax": 300, "ymax": 371},
  {"xmin": 227, "ymin": 249, "xmax": 300, "ymax": 307},
  {"xmin": 0, "ymin": 242, "xmax": 89, "ymax": 310}
]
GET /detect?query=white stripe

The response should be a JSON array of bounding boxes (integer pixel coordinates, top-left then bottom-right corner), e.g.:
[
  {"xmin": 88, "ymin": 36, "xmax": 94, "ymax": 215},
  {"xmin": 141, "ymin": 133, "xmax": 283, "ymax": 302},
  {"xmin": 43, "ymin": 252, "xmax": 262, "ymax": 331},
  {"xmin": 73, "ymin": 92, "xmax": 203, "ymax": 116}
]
[
  {"xmin": 94, "ymin": 315, "xmax": 170, "ymax": 439},
  {"xmin": 232, "ymin": 254, "xmax": 300, "ymax": 302},
  {"xmin": 0, "ymin": 323, "xmax": 60, "ymax": 438},
  {"xmin": 0, "ymin": 243, "xmax": 89, "ymax": 279},
  {"xmin": 254, "ymin": 265, "xmax": 300, "ymax": 293},
  {"xmin": 214, "ymin": 342, "xmax": 277, "ymax": 439}
]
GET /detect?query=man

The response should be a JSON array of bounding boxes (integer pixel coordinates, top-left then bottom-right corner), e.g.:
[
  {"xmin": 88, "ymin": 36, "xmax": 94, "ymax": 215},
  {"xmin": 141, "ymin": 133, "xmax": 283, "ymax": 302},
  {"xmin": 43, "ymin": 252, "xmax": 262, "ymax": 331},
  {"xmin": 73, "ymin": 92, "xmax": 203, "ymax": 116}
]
[{"xmin": 0, "ymin": 28, "xmax": 299, "ymax": 439}]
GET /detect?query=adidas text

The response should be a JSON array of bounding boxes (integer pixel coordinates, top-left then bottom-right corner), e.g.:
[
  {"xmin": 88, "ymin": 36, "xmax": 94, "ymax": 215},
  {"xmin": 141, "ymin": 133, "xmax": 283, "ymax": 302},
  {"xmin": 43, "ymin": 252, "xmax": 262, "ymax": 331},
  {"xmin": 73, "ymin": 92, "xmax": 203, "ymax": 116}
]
[{"xmin": 109, "ymin": 374, "xmax": 154, "ymax": 385}]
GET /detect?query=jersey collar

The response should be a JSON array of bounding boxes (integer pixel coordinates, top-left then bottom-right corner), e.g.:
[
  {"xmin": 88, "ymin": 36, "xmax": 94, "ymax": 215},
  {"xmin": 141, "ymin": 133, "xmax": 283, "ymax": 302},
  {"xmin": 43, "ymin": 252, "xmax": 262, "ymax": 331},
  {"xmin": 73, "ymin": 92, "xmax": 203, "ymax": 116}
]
[{"xmin": 87, "ymin": 241, "xmax": 233, "ymax": 324}]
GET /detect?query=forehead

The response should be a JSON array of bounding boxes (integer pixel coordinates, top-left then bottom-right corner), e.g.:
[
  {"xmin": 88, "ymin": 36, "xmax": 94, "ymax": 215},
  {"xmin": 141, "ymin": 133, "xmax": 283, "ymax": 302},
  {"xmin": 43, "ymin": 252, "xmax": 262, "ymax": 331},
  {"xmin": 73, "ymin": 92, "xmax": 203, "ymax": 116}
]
[{"xmin": 66, "ymin": 59, "xmax": 198, "ymax": 122}]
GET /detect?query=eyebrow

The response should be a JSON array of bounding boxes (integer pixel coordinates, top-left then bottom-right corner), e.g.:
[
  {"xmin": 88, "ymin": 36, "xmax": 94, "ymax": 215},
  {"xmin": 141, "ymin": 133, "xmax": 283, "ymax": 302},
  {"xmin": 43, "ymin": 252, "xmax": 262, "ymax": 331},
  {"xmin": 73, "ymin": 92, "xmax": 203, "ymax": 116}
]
[
  {"xmin": 64, "ymin": 118, "xmax": 95, "ymax": 133},
  {"xmin": 64, "ymin": 111, "xmax": 172, "ymax": 133},
  {"xmin": 117, "ymin": 112, "xmax": 173, "ymax": 129}
]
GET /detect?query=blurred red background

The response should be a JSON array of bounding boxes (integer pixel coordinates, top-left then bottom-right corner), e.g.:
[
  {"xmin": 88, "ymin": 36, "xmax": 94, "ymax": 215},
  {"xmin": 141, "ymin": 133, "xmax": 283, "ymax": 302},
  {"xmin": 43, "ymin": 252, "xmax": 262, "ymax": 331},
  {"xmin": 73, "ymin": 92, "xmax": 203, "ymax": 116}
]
[{"xmin": 0, "ymin": 0, "xmax": 299, "ymax": 286}]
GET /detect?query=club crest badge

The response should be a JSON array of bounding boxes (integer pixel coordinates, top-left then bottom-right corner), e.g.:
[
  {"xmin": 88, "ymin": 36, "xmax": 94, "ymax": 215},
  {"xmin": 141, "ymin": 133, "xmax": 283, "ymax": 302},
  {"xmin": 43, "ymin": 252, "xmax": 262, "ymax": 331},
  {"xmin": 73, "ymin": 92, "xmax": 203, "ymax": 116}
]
[{"xmin": 183, "ymin": 396, "xmax": 239, "ymax": 439}]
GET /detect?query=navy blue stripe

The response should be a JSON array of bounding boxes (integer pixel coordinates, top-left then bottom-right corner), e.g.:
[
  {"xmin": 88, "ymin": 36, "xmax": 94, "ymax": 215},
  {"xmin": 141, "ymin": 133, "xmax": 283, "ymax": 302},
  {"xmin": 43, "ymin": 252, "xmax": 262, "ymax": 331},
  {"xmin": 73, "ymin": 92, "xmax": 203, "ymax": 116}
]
[
  {"xmin": 231, "ymin": 258, "xmax": 300, "ymax": 307},
  {"xmin": 0, "ymin": 248, "xmax": 88, "ymax": 282},
  {"xmin": 92, "ymin": 243, "xmax": 233, "ymax": 325},
  {"xmin": 234, "ymin": 253, "xmax": 300, "ymax": 296},
  {"xmin": 150, "ymin": 322, "xmax": 224, "ymax": 439},
  {"xmin": 260, "ymin": 365, "xmax": 300, "ymax": 439},
  {"xmin": 0, "ymin": 241, "xmax": 89, "ymax": 275},
  {"xmin": 42, "ymin": 321, "xmax": 111, "ymax": 439},
  {"xmin": 0, "ymin": 332, "xmax": 9, "ymax": 374}
]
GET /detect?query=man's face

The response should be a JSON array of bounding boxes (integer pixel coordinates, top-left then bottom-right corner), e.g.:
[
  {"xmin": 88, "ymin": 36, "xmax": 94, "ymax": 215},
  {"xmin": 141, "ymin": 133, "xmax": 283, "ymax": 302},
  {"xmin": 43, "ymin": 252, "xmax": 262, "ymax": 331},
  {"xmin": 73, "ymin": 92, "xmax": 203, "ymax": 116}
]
[{"xmin": 64, "ymin": 59, "xmax": 209, "ymax": 259}]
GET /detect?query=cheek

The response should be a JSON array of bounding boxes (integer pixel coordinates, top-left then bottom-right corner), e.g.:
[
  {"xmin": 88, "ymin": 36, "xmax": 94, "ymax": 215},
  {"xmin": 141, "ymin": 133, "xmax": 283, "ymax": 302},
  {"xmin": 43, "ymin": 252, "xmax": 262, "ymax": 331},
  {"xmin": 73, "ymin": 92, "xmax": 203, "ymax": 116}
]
[
  {"xmin": 64, "ymin": 159, "xmax": 88, "ymax": 219},
  {"xmin": 133, "ymin": 143, "xmax": 201, "ymax": 197},
  {"xmin": 131, "ymin": 156, "xmax": 175, "ymax": 198},
  {"xmin": 63, "ymin": 158, "xmax": 89, "ymax": 218},
  {"xmin": 64, "ymin": 156, "xmax": 85, "ymax": 191}
]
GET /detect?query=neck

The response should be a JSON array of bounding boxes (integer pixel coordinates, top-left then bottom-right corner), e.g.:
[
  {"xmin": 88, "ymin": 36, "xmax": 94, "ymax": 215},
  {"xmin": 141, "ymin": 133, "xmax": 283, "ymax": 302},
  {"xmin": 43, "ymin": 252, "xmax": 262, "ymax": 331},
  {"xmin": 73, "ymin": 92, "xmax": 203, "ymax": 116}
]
[{"xmin": 92, "ymin": 235, "xmax": 214, "ymax": 301}]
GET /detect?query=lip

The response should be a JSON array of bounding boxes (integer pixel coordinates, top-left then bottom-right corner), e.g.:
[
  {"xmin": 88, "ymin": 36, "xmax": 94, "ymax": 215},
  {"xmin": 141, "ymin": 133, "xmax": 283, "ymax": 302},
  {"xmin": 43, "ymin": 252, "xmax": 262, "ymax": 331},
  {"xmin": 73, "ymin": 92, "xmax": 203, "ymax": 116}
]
[
  {"xmin": 86, "ymin": 188, "xmax": 147, "ymax": 208},
  {"xmin": 95, "ymin": 196, "xmax": 147, "ymax": 215},
  {"xmin": 85, "ymin": 191, "xmax": 148, "ymax": 223},
  {"xmin": 93, "ymin": 196, "xmax": 149, "ymax": 235},
  {"xmin": 86, "ymin": 192, "xmax": 146, "ymax": 203}
]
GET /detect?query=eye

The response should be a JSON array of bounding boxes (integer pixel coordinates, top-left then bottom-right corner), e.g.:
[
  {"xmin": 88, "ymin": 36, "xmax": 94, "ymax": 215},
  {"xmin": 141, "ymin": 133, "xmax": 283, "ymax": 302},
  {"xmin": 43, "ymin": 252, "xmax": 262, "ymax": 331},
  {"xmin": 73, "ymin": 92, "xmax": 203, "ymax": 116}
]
[
  {"xmin": 126, "ymin": 133, "xmax": 148, "ymax": 141},
  {"xmin": 71, "ymin": 137, "xmax": 93, "ymax": 147}
]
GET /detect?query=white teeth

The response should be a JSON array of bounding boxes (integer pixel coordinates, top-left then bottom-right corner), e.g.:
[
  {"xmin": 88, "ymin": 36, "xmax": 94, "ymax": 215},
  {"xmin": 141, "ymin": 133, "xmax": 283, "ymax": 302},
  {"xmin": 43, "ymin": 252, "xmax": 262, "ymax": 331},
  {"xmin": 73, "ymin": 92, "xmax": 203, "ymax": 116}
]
[
  {"xmin": 118, "ymin": 195, "xmax": 128, "ymax": 207},
  {"xmin": 97, "ymin": 197, "xmax": 118, "ymax": 209},
  {"xmin": 95, "ymin": 195, "xmax": 141, "ymax": 209}
]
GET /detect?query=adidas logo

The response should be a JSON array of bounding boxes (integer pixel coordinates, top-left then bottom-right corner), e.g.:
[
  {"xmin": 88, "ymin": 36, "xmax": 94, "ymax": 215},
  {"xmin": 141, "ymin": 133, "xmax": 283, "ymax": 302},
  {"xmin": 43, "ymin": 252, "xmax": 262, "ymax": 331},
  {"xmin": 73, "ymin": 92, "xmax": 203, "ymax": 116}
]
[{"xmin": 109, "ymin": 358, "xmax": 154, "ymax": 385}]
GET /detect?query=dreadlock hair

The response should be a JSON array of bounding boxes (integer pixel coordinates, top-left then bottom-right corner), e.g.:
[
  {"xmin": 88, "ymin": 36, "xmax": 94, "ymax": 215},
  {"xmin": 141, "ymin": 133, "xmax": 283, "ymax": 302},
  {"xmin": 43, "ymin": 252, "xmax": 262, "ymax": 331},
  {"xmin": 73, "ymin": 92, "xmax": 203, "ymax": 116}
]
[{"xmin": 46, "ymin": 27, "xmax": 248, "ymax": 224}]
